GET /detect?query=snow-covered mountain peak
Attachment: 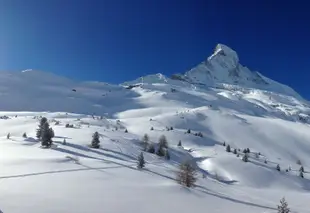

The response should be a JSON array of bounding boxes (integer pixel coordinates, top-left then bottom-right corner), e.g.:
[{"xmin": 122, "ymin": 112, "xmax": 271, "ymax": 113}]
[{"xmin": 209, "ymin": 43, "xmax": 239, "ymax": 65}]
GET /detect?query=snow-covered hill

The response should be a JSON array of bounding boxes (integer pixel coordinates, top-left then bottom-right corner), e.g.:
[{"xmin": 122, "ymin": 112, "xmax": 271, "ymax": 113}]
[{"xmin": 0, "ymin": 45, "xmax": 310, "ymax": 212}]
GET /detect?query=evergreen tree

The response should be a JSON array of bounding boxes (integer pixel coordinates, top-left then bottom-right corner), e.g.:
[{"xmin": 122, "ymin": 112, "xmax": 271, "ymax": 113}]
[
  {"xmin": 177, "ymin": 140, "xmax": 182, "ymax": 147},
  {"xmin": 36, "ymin": 117, "xmax": 47, "ymax": 140},
  {"xmin": 125, "ymin": 129, "xmax": 128, "ymax": 133},
  {"xmin": 223, "ymin": 142, "xmax": 226, "ymax": 146},
  {"xmin": 7, "ymin": 133, "xmax": 10, "ymax": 139},
  {"xmin": 156, "ymin": 145, "xmax": 165, "ymax": 157},
  {"xmin": 91, "ymin": 132, "xmax": 100, "ymax": 148},
  {"xmin": 299, "ymin": 171, "xmax": 304, "ymax": 178},
  {"xmin": 150, "ymin": 127, "xmax": 154, "ymax": 131},
  {"xmin": 41, "ymin": 122, "xmax": 52, "ymax": 147},
  {"xmin": 264, "ymin": 159, "xmax": 268, "ymax": 164},
  {"xmin": 277, "ymin": 197, "xmax": 290, "ymax": 213},
  {"xmin": 300, "ymin": 166, "xmax": 304, "ymax": 172},
  {"xmin": 276, "ymin": 164, "xmax": 281, "ymax": 171},
  {"xmin": 177, "ymin": 161, "xmax": 197, "ymax": 187},
  {"xmin": 226, "ymin": 144, "xmax": 231, "ymax": 152},
  {"xmin": 22, "ymin": 132, "xmax": 27, "ymax": 138},
  {"xmin": 158, "ymin": 135, "xmax": 168, "ymax": 148},
  {"xmin": 63, "ymin": 138, "xmax": 66, "ymax": 145},
  {"xmin": 147, "ymin": 143, "xmax": 155, "ymax": 153},
  {"xmin": 142, "ymin": 134, "xmax": 149, "ymax": 150},
  {"xmin": 165, "ymin": 149, "xmax": 170, "ymax": 160},
  {"xmin": 187, "ymin": 129, "xmax": 191, "ymax": 134},
  {"xmin": 233, "ymin": 149, "xmax": 237, "ymax": 154},
  {"xmin": 170, "ymin": 127, "xmax": 173, "ymax": 130},
  {"xmin": 246, "ymin": 148, "xmax": 251, "ymax": 153},
  {"xmin": 242, "ymin": 153, "xmax": 248, "ymax": 162},
  {"xmin": 137, "ymin": 152, "xmax": 145, "ymax": 169}
]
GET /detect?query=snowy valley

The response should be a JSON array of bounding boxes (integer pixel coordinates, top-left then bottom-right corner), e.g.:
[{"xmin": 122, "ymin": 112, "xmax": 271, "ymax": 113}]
[{"xmin": 0, "ymin": 44, "xmax": 309, "ymax": 212}]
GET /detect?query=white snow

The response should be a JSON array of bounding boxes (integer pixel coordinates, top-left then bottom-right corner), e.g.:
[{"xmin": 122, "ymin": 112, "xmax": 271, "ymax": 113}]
[{"xmin": 0, "ymin": 45, "xmax": 309, "ymax": 212}]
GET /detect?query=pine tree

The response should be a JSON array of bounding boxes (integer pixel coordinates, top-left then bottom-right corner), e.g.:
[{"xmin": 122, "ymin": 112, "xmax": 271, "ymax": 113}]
[
  {"xmin": 187, "ymin": 129, "xmax": 191, "ymax": 134},
  {"xmin": 91, "ymin": 132, "xmax": 100, "ymax": 148},
  {"xmin": 242, "ymin": 153, "xmax": 248, "ymax": 162},
  {"xmin": 276, "ymin": 164, "xmax": 281, "ymax": 171},
  {"xmin": 299, "ymin": 166, "xmax": 304, "ymax": 173},
  {"xmin": 150, "ymin": 127, "xmax": 154, "ymax": 131},
  {"xmin": 243, "ymin": 148, "xmax": 247, "ymax": 153},
  {"xmin": 158, "ymin": 135, "xmax": 168, "ymax": 148},
  {"xmin": 264, "ymin": 159, "xmax": 268, "ymax": 164},
  {"xmin": 142, "ymin": 134, "xmax": 149, "ymax": 150},
  {"xmin": 41, "ymin": 122, "xmax": 52, "ymax": 147},
  {"xmin": 246, "ymin": 148, "xmax": 251, "ymax": 153},
  {"xmin": 125, "ymin": 129, "xmax": 128, "ymax": 133},
  {"xmin": 277, "ymin": 197, "xmax": 290, "ymax": 213},
  {"xmin": 233, "ymin": 149, "xmax": 237, "ymax": 154},
  {"xmin": 165, "ymin": 149, "xmax": 170, "ymax": 160},
  {"xmin": 156, "ymin": 145, "xmax": 165, "ymax": 157},
  {"xmin": 36, "ymin": 117, "xmax": 47, "ymax": 140},
  {"xmin": 223, "ymin": 142, "xmax": 226, "ymax": 146},
  {"xmin": 299, "ymin": 171, "xmax": 304, "ymax": 178},
  {"xmin": 7, "ymin": 133, "xmax": 10, "ymax": 139},
  {"xmin": 177, "ymin": 140, "xmax": 182, "ymax": 147},
  {"xmin": 170, "ymin": 127, "xmax": 173, "ymax": 131},
  {"xmin": 63, "ymin": 138, "xmax": 66, "ymax": 145},
  {"xmin": 147, "ymin": 143, "xmax": 155, "ymax": 153},
  {"xmin": 22, "ymin": 132, "xmax": 27, "ymax": 138},
  {"xmin": 137, "ymin": 152, "xmax": 145, "ymax": 169},
  {"xmin": 226, "ymin": 144, "xmax": 231, "ymax": 152},
  {"xmin": 177, "ymin": 161, "xmax": 197, "ymax": 187}
]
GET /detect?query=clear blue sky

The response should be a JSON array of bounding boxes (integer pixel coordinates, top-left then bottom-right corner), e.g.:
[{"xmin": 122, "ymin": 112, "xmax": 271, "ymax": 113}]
[{"xmin": 0, "ymin": 0, "xmax": 309, "ymax": 97}]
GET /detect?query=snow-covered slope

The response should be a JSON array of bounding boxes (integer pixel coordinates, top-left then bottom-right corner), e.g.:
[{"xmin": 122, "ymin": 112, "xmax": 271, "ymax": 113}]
[{"xmin": 0, "ymin": 45, "xmax": 309, "ymax": 212}]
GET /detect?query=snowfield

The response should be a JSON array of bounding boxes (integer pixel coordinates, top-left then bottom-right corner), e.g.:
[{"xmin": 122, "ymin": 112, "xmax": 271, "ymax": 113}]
[{"xmin": 0, "ymin": 45, "xmax": 310, "ymax": 212}]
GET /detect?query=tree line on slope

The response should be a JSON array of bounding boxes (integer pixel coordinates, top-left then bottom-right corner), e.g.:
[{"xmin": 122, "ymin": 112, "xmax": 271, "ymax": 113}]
[{"xmin": 223, "ymin": 142, "xmax": 306, "ymax": 179}]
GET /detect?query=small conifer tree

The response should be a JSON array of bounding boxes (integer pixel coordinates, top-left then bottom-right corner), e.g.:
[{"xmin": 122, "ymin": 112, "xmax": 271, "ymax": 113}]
[
  {"xmin": 142, "ymin": 134, "xmax": 149, "ymax": 151},
  {"xmin": 91, "ymin": 132, "xmax": 100, "ymax": 148},
  {"xmin": 156, "ymin": 145, "xmax": 165, "ymax": 157},
  {"xmin": 242, "ymin": 153, "xmax": 248, "ymax": 162},
  {"xmin": 277, "ymin": 197, "xmax": 290, "ymax": 213},
  {"xmin": 233, "ymin": 149, "xmax": 237, "ymax": 154},
  {"xmin": 276, "ymin": 164, "xmax": 281, "ymax": 171},
  {"xmin": 41, "ymin": 122, "xmax": 52, "ymax": 147},
  {"xmin": 226, "ymin": 144, "xmax": 231, "ymax": 152},
  {"xmin": 158, "ymin": 135, "xmax": 168, "ymax": 148},
  {"xmin": 147, "ymin": 143, "xmax": 155, "ymax": 153},
  {"xmin": 23, "ymin": 132, "xmax": 27, "ymax": 138},
  {"xmin": 177, "ymin": 140, "xmax": 182, "ymax": 147},
  {"xmin": 299, "ymin": 166, "xmax": 304, "ymax": 172},
  {"xmin": 36, "ymin": 117, "xmax": 47, "ymax": 140},
  {"xmin": 137, "ymin": 152, "xmax": 145, "ymax": 169}
]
